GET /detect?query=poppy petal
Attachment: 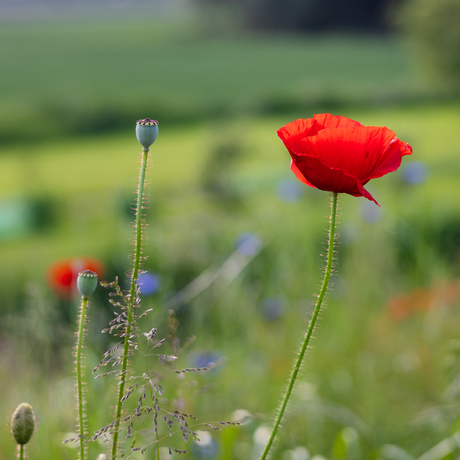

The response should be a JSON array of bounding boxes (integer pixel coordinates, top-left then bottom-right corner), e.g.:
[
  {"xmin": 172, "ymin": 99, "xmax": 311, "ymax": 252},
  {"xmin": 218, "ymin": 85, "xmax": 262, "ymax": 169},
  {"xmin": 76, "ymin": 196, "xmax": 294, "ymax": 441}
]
[
  {"xmin": 278, "ymin": 118, "xmax": 318, "ymax": 144},
  {"xmin": 290, "ymin": 151, "xmax": 380, "ymax": 205},
  {"xmin": 365, "ymin": 137, "xmax": 413, "ymax": 181},
  {"xmin": 289, "ymin": 159, "xmax": 316, "ymax": 188},
  {"xmin": 294, "ymin": 126, "xmax": 397, "ymax": 180},
  {"xmin": 313, "ymin": 113, "xmax": 363, "ymax": 129},
  {"xmin": 278, "ymin": 114, "xmax": 412, "ymax": 204}
]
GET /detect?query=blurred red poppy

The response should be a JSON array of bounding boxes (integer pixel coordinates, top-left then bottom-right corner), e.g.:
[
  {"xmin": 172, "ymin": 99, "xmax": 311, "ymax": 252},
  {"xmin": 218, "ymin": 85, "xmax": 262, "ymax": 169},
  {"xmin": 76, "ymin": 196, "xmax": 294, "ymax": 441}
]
[
  {"xmin": 277, "ymin": 113, "xmax": 412, "ymax": 205},
  {"xmin": 388, "ymin": 282, "xmax": 460, "ymax": 321},
  {"xmin": 48, "ymin": 257, "xmax": 104, "ymax": 299}
]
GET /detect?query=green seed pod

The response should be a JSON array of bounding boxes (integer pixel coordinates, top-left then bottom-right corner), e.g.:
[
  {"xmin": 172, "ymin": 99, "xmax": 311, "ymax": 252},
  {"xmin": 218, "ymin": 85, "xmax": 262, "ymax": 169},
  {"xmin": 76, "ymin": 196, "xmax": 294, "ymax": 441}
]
[
  {"xmin": 11, "ymin": 403, "xmax": 35, "ymax": 445},
  {"xmin": 77, "ymin": 270, "xmax": 98, "ymax": 297},
  {"xmin": 136, "ymin": 118, "xmax": 159, "ymax": 148}
]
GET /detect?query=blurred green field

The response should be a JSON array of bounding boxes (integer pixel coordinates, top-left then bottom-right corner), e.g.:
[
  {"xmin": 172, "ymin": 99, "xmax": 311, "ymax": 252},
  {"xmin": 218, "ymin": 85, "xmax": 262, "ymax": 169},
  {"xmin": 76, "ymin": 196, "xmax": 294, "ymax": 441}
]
[
  {"xmin": 0, "ymin": 16, "xmax": 421, "ymax": 143},
  {"xmin": 1, "ymin": 13, "xmax": 460, "ymax": 460},
  {"xmin": 1, "ymin": 103, "xmax": 459, "ymax": 287}
]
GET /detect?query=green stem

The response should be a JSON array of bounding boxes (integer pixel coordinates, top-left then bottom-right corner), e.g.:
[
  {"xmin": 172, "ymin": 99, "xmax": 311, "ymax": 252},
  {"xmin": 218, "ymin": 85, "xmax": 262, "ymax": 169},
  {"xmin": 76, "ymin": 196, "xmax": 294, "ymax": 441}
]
[
  {"xmin": 111, "ymin": 148, "xmax": 150, "ymax": 459},
  {"xmin": 19, "ymin": 444, "xmax": 24, "ymax": 460},
  {"xmin": 77, "ymin": 296, "xmax": 89, "ymax": 460},
  {"xmin": 259, "ymin": 191, "xmax": 339, "ymax": 460}
]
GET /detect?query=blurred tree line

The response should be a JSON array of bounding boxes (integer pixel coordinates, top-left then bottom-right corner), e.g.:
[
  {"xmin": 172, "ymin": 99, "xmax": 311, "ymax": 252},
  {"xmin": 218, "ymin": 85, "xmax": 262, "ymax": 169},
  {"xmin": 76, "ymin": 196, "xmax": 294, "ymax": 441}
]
[
  {"xmin": 198, "ymin": 0, "xmax": 460, "ymax": 96},
  {"xmin": 397, "ymin": 0, "xmax": 460, "ymax": 95},
  {"xmin": 1, "ymin": 0, "xmax": 459, "ymax": 147},
  {"xmin": 195, "ymin": 0, "xmax": 394, "ymax": 32}
]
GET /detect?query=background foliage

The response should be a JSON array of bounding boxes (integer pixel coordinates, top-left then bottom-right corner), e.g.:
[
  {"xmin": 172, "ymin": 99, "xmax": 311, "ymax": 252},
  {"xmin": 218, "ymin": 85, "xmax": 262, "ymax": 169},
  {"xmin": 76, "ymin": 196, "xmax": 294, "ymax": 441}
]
[
  {"xmin": 1, "ymin": 2, "xmax": 460, "ymax": 459},
  {"xmin": 193, "ymin": 0, "xmax": 391, "ymax": 32},
  {"xmin": 397, "ymin": 0, "xmax": 460, "ymax": 94}
]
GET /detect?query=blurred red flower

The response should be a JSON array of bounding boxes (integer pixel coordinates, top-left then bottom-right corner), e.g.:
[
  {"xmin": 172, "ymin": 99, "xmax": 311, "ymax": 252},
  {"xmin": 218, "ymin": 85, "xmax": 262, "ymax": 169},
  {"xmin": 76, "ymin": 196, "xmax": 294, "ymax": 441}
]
[
  {"xmin": 388, "ymin": 282, "xmax": 460, "ymax": 321},
  {"xmin": 277, "ymin": 113, "xmax": 412, "ymax": 205},
  {"xmin": 48, "ymin": 257, "xmax": 104, "ymax": 299}
]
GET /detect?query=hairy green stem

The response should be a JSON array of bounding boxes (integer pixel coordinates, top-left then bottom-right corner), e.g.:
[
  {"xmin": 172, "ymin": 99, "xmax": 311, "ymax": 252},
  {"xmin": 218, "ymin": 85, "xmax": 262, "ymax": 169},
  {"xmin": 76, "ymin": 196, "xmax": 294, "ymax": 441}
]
[
  {"xmin": 76, "ymin": 296, "xmax": 89, "ymax": 460},
  {"xmin": 111, "ymin": 148, "xmax": 150, "ymax": 459},
  {"xmin": 259, "ymin": 191, "xmax": 338, "ymax": 460},
  {"xmin": 19, "ymin": 444, "xmax": 24, "ymax": 460}
]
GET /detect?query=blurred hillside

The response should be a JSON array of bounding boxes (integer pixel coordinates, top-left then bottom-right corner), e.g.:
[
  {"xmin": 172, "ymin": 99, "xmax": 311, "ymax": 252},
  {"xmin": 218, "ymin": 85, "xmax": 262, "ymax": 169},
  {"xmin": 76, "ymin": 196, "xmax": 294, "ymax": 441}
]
[
  {"xmin": 0, "ymin": 18, "xmax": 424, "ymax": 146},
  {"xmin": 194, "ymin": 0, "xmax": 394, "ymax": 32},
  {"xmin": 1, "ymin": 0, "xmax": 456, "ymax": 146},
  {"xmin": 0, "ymin": 0, "xmax": 180, "ymax": 19}
]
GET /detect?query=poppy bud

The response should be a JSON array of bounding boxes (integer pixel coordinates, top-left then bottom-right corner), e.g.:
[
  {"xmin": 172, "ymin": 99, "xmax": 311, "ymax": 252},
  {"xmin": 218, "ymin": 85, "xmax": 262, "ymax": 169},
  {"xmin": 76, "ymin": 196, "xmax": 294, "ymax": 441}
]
[
  {"xmin": 77, "ymin": 270, "xmax": 98, "ymax": 297},
  {"xmin": 11, "ymin": 403, "xmax": 35, "ymax": 445},
  {"xmin": 136, "ymin": 118, "xmax": 159, "ymax": 149}
]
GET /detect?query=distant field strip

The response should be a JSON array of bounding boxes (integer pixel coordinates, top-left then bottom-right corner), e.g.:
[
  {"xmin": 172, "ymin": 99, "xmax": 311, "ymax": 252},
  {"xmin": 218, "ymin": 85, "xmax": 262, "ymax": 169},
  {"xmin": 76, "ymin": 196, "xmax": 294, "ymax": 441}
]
[{"xmin": 0, "ymin": 18, "xmax": 415, "ymax": 141}]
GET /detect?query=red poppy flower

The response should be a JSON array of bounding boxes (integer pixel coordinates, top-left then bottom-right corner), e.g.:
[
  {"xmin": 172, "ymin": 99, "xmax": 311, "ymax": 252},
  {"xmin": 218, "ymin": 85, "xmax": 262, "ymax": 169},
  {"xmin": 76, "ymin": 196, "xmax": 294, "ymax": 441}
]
[
  {"xmin": 277, "ymin": 113, "xmax": 412, "ymax": 205},
  {"xmin": 48, "ymin": 257, "xmax": 104, "ymax": 299}
]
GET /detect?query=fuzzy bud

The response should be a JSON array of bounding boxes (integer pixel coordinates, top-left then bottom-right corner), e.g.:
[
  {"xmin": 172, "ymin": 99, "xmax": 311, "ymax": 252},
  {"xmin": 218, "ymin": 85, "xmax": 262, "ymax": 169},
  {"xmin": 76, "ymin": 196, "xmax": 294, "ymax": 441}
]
[
  {"xmin": 11, "ymin": 403, "xmax": 35, "ymax": 445},
  {"xmin": 77, "ymin": 270, "xmax": 98, "ymax": 297},
  {"xmin": 136, "ymin": 118, "xmax": 159, "ymax": 148}
]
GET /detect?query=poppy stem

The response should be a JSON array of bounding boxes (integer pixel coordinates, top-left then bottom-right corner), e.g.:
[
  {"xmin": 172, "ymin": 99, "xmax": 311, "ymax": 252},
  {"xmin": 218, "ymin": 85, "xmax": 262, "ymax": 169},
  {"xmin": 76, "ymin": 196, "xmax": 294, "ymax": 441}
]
[
  {"xmin": 259, "ymin": 191, "xmax": 339, "ymax": 460},
  {"xmin": 76, "ymin": 296, "xmax": 89, "ymax": 460},
  {"xmin": 111, "ymin": 147, "xmax": 150, "ymax": 460}
]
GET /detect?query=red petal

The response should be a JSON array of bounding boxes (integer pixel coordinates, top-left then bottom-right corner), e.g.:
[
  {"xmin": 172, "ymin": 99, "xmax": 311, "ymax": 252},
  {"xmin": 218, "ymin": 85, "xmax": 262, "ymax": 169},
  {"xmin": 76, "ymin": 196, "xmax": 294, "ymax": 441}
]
[
  {"xmin": 277, "ymin": 114, "xmax": 362, "ymax": 145},
  {"xmin": 277, "ymin": 118, "xmax": 318, "ymax": 144},
  {"xmin": 277, "ymin": 114, "xmax": 412, "ymax": 205},
  {"xmin": 366, "ymin": 137, "xmax": 413, "ymax": 181},
  {"xmin": 290, "ymin": 151, "xmax": 380, "ymax": 205},
  {"xmin": 49, "ymin": 262, "xmax": 73, "ymax": 287},
  {"xmin": 294, "ymin": 126, "xmax": 397, "ymax": 180},
  {"xmin": 313, "ymin": 113, "xmax": 363, "ymax": 129},
  {"xmin": 290, "ymin": 159, "xmax": 316, "ymax": 188}
]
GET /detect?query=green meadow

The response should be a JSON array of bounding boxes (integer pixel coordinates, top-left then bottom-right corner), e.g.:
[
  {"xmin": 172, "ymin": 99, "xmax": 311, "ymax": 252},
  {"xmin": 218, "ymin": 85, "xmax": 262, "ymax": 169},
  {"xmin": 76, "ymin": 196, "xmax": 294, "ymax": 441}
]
[
  {"xmin": 1, "ymin": 14, "xmax": 460, "ymax": 460},
  {"xmin": 0, "ymin": 16, "xmax": 418, "ymax": 142}
]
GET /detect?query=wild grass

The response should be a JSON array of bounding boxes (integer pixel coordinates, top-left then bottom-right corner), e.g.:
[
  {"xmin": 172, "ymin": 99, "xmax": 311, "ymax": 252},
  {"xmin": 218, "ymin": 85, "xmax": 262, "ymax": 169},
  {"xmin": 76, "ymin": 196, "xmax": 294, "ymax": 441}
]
[{"xmin": 1, "ymin": 102, "xmax": 460, "ymax": 458}]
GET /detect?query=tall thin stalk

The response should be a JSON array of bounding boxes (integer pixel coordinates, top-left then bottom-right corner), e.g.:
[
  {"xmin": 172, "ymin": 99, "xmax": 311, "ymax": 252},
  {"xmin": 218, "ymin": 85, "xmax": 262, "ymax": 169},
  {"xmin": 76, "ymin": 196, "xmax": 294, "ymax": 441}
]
[
  {"xmin": 76, "ymin": 296, "xmax": 89, "ymax": 460},
  {"xmin": 259, "ymin": 191, "xmax": 339, "ymax": 460},
  {"xmin": 111, "ymin": 147, "xmax": 150, "ymax": 459},
  {"xmin": 73, "ymin": 270, "xmax": 97, "ymax": 460}
]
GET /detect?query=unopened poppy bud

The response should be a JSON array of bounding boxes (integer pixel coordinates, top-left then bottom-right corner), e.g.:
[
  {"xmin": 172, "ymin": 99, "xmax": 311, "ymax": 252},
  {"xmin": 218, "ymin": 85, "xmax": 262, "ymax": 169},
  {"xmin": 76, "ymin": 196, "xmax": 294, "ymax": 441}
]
[
  {"xmin": 11, "ymin": 403, "xmax": 35, "ymax": 445},
  {"xmin": 77, "ymin": 270, "xmax": 98, "ymax": 297},
  {"xmin": 136, "ymin": 118, "xmax": 159, "ymax": 149}
]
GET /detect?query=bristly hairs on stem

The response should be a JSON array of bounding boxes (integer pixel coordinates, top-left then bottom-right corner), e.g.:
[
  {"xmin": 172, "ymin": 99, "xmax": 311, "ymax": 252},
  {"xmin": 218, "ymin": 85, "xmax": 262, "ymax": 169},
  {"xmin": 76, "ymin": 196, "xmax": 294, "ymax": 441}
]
[
  {"xmin": 75, "ymin": 297, "xmax": 89, "ymax": 460},
  {"xmin": 259, "ymin": 192, "xmax": 339, "ymax": 460},
  {"xmin": 92, "ymin": 120, "xmax": 241, "ymax": 457},
  {"xmin": 72, "ymin": 270, "xmax": 98, "ymax": 460},
  {"xmin": 110, "ymin": 120, "xmax": 158, "ymax": 460}
]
